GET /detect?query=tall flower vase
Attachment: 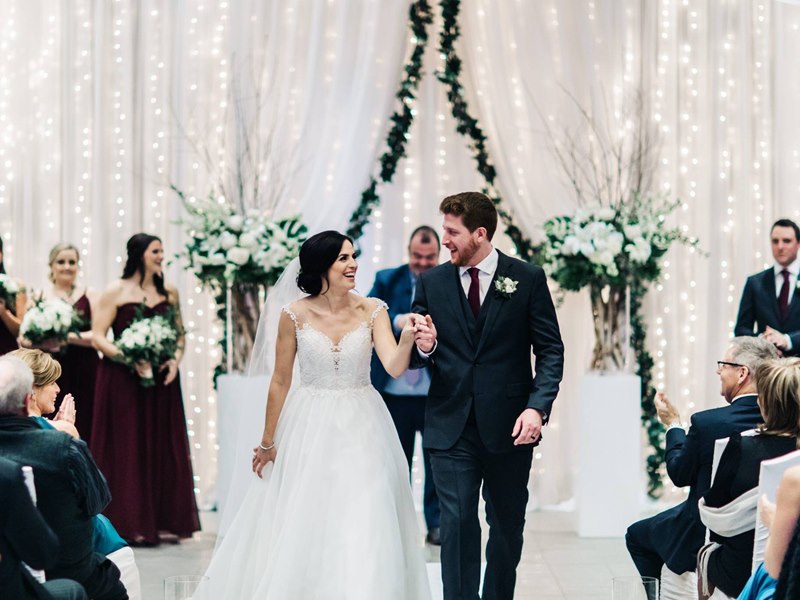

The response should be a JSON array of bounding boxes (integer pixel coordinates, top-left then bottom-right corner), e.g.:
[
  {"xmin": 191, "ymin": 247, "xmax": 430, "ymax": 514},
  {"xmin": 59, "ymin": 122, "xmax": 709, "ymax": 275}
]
[
  {"xmin": 589, "ymin": 283, "xmax": 629, "ymax": 372},
  {"xmin": 225, "ymin": 283, "xmax": 264, "ymax": 373}
]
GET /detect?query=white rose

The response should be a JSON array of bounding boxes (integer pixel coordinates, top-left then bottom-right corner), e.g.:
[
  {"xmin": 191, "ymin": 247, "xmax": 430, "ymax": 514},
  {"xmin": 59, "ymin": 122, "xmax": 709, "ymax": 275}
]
[
  {"xmin": 227, "ymin": 246, "xmax": 251, "ymax": 266},
  {"xmin": 623, "ymin": 223, "xmax": 643, "ymax": 240},
  {"xmin": 227, "ymin": 214, "xmax": 244, "ymax": 231},
  {"xmin": 560, "ymin": 236, "xmax": 580, "ymax": 256},
  {"xmin": 605, "ymin": 231, "xmax": 624, "ymax": 256},
  {"xmin": 596, "ymin": 207, "xmax": 616, "ymax": 221},
  {"xmin": 218, "ymin": 231, "xmax": 238, "ymax": 250},
  {"xmin": 626, "ymin": 238, "xmax": 652, "ymax": 263},
  {"xmin": 239, "ymin": 232, "xmax": 261, "ymax": 251}
]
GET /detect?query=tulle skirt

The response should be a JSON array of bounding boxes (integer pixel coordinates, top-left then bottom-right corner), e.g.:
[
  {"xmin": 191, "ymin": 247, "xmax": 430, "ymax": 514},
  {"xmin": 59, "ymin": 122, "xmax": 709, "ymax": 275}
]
[{"xmin": 198, "ymin": 383, "xmax": 431, "ymax": 600}]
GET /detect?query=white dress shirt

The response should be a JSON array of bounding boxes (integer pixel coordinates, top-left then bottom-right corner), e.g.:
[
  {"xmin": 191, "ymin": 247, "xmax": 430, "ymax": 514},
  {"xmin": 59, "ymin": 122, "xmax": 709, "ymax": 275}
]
[
  {"xmin": 458, "ymin": 248, "xmax": 499, "ymax": 305},
  {"xmin": 773, "ymin": 258, "xmax": 800, "ymax": 304}
]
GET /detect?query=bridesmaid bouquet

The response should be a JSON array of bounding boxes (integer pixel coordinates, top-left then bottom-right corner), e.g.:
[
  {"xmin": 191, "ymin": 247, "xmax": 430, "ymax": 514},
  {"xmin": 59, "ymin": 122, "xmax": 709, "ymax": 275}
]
[
  {"xmin": 116, "ymin": 311, "xmax": 179, "ymax": 387},
  {"xmin": 20, "ymin": 297, "xmax": 84, "ymax": 349},
  {"xmin": 0, "ymin": 274, "xmax": 20, "ymax": 308}
]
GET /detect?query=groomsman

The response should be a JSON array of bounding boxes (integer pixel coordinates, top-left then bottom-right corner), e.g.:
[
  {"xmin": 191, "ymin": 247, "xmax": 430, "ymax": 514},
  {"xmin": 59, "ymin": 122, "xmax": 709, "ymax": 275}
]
[
  {"xmin": 369, "ymin": 226, "xmax": 442, "ymax": 545},
  {"xmin": 735, "ymin": 219, "xmax": 800, "ymax": 355}
]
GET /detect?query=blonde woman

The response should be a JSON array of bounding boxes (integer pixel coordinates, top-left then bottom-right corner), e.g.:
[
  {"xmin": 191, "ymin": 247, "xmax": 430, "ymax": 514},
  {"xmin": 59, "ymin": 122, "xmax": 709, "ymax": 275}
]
[
  {"xmin": 9, "ymin": 348, "xmax": 78, "ymax": 439},
  {"xmin": 41, "ymin": 243, "xmax": 99, "ymax": 443}
]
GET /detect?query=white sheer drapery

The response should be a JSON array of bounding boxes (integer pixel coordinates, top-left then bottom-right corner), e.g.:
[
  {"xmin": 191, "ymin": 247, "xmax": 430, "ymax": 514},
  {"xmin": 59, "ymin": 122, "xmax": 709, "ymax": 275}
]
[{"xmin": 2, "ymin": 1, "xmax": 800, "ymax": 507}]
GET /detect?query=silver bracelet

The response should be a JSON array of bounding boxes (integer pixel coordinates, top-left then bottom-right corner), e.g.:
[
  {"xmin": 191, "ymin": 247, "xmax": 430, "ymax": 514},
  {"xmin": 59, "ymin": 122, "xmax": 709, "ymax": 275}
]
[{"xmin": 259, "ymin": 442, "xmax": 275, "ymax": 452}]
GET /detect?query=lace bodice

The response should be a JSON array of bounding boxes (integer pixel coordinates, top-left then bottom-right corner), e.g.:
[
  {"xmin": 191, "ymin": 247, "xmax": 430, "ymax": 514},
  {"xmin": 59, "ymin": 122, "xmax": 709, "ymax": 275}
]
[{"xmin": 282, "ymin": 299, "xmax": 387, "ymax": 390}]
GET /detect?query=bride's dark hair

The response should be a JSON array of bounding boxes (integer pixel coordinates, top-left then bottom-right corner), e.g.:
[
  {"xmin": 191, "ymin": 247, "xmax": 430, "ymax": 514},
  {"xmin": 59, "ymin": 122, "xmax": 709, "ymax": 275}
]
[{"xmin": 297, "ymin": 231, "xmax": 353, "ymax": 296}]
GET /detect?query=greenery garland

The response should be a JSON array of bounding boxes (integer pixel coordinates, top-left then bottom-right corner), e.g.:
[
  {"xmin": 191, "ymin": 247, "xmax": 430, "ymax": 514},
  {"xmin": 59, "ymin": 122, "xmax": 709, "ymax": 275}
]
[
  {"xmin": 435, "ymin": 0, "xmax": 534, "ymax": 262},
  {"xmin": 630, "ymin": 280, "xmax": 666, "ymax": 496},
  {"xmin": 345, "ymin": 0, "xmax": 667, "ymax": 496},
  {"xmin": 345, "ymin": 0, "xmax": 433, "ymax": 241}
]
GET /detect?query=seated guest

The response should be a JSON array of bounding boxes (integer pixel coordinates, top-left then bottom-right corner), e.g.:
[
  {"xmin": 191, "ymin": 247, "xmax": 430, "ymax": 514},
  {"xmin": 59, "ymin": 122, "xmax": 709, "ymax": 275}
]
[
  {"xmin": 8, "ymin": 349, "xmax": 78, "ymax": 439},
  {"xmin": 699, "ymin": 357, "xmax": 800, "ymax": 598},
  {"xmin": 0, "ymin": 355, "xmax": 128, "ymax": 600},
  {"xmin": 626, "ymin": 337, "xmax": 778, "ymax": 592},
  {"xmin": 0, "ymin": 455, "xmax": 88, "ymax": 600},
  {"xmin": 738, "ymin": 465, "xmax": 800, "ymax": 599}
]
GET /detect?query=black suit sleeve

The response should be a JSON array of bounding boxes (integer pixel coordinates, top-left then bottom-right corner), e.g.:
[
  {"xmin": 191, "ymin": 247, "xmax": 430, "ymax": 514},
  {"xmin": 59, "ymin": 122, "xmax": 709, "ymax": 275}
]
[
  {"xmin": 734, "ymin": 277, "xmax": 756, "ymax": 336},
  {"xmin": 5, "ymin": 469, "xmax": 60, "ymax": 570},
  {"xmin": 526, "ymin": 268, "xmax": 564, "ymax": 418},
  {"xmin": 68, "ymin": 440, "xmax": 112, "ymax": 517},
  {"xmin": 664, "ymin": 416, "xmax": 702, "ymax": 487},
  {"xmin": 409, "ymin": 271, "xmax": 433, "ymax": 369}
]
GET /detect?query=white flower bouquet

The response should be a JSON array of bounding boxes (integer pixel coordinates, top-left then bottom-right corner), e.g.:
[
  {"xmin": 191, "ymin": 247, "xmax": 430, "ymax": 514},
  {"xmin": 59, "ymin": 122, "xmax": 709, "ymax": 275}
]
[
  {"xmin": 175, "ymin": 194, "xmax": 307, "ymax": 288},
  {"xmin": 20, "ymin": 298, "xmax": 84, "ymax": 348},
  {"xmin": 533, "ymin": 195, "xmax": 695, "ymax": 293},
  {"xmin": 116, "ymin": 309, "xmax": 179, "ymax": 387},
  {"xmin": 0, "ymin": 274, "xmax": 20, "ymax": 308}
]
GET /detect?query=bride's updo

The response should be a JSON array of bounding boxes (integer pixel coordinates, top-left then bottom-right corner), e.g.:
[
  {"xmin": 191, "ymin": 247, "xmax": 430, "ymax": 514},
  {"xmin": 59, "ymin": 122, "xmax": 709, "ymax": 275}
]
[{"xmin": 297, "ymin": 230, "xmax": 353, "ymax": 296}]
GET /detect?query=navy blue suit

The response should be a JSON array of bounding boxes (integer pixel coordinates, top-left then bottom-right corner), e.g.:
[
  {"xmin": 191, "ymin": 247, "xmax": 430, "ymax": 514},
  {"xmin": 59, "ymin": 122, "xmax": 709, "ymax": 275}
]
[
  {"xmin": 625, "ymin": 394, "xmax": 763, "ymax": 580},
  {"xmin": 368, "ymin": 264, "xmax": 440, "ymax": 533},
  {"xmin": 735, "ymin": 267, "xmax": 800, "ymax": 354}
]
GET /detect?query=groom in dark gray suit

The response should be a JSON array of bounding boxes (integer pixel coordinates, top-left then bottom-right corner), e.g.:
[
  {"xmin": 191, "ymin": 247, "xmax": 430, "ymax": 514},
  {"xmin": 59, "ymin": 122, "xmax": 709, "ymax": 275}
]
[{"xmin": 411, "ymin": 192, "xmax": 564, "ymax": 600}]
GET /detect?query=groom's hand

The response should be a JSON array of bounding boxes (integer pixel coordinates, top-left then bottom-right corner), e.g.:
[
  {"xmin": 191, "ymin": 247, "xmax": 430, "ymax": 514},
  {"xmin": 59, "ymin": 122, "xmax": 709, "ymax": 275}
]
[
  {"xmin": 512, "ymin": 408, "xmax": 543, "ymax": 445},
  {"xmin": 414, "ymin": 315, "xmax": 437, "ymax": 353}
]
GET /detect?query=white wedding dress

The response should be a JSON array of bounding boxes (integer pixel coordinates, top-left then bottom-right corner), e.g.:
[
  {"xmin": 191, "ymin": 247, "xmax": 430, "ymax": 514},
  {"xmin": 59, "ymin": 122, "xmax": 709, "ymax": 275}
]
[{"xmin": 197, "ymin": 299, "xmax": 432, "ymax": 600}]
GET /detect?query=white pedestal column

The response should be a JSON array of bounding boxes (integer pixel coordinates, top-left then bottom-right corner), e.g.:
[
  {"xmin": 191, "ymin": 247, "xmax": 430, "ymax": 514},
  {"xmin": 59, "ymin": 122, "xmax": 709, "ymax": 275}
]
[
  {"xmin": 216, "ymin": 373, "xmax": 269, "ymax": 535},
  {"xmin": 576, "ymin": 372, "xmax": 641, "ymax": 537}
]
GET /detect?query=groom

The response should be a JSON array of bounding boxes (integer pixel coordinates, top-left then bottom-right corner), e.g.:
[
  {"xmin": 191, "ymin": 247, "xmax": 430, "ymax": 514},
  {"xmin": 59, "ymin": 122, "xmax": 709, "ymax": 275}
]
[{"xmin": 412, "ymin": 192, "xmax": 564, "ymax": 600}]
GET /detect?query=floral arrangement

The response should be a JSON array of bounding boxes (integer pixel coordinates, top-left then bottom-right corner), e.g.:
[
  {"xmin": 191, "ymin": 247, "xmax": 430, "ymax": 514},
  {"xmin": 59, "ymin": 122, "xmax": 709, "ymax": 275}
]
[
  {"xmin": 534, "ymin": 195, "xmax": 697, "ymax": 294},
  {"xmin": 0, "ymin": 274, "xmax": 20, "ymax": 308},
  {"xmin": 175, "ymin": 194, "xmax": 307, "ymax": 289},
  {"xmin": 19, "ymin": 298, "xmax": 84, "ymax": 347},
  {"xmin": 116, "ymin": 309, "xmax": 179, "ymax": 387}
]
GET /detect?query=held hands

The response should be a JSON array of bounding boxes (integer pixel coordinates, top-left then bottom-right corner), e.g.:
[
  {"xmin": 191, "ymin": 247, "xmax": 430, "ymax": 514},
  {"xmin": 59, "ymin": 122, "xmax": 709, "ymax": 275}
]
[
  {"xmin": 512, "ymin": 408, "xmax": 543, "ymax": 445},
  {"xmin": 252, "ymin": 443, "xmax": 277, "ymax": 478},
  {"xmin": 409, "ymin": 314, "xmax": 437, "ymax": 353},
  {"xmin": 654, "ymin": 391, "xmax": 681, "ymax": 427},
  {"xmin": 55, "ymin": 393, "xmax": 76, "ymax": 424}
]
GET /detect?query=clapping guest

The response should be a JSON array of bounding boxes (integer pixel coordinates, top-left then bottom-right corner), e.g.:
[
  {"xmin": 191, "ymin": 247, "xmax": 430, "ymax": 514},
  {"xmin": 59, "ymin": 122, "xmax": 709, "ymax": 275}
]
[
  {"xmin": 90, "ymin": 233, "xmax": 199, "ymax": 545},
  {"xmin": 0, "ymin": 355, "xmax": 128, "ymax": 599},
  {"xmin": 9, "ymin": 348, "xmax": 78, "ymax": 439},
  {"xmin": 626, "ymin": 337, "xmax": 778, "ymax": 593},
  {"xmin": 0, "ymin": 236, "xmax": 27, "ymax": 356},
  {"xmin": 698, "ymin": 357, "xmax": 800, "ymax": 598},
  {"xmin": 41, "ymin": 243, "xmax": 99, "ymax": 444}
]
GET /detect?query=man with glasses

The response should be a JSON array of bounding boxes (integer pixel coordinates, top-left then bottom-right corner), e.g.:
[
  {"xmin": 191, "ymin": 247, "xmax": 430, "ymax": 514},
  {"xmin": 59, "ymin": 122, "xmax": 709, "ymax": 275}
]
[
  {"xmin": 735, "ymin": 218, "xmax": 800, "ymax": 355},
  {"xmin": 625, "ymin": 336, "xmax": 778, "ymax": 594}
]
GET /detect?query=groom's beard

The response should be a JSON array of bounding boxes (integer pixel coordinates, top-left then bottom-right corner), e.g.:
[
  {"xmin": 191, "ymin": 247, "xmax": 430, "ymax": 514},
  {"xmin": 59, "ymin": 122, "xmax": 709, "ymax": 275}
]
[{"xmin": 449, "ymin": 238, "xmax": 480, "ymax": 267}]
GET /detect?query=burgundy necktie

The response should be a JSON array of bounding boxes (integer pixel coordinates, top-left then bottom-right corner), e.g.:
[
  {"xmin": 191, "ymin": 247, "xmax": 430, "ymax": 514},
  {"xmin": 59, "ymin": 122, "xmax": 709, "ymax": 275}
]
[
  {"xmin": 467, "ymin": 267, "xmax": 481, "ymax": 318},
  {"xmin": 779, "ymin": 269, "xmax": 791, "ymax": 319}
]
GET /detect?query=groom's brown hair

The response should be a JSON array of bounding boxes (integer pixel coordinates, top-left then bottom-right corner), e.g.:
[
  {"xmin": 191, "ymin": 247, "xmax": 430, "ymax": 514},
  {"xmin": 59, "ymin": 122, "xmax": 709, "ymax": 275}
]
[{"xmin": 439, "ymin": 192, "xmax": 498, "ymax": 240}]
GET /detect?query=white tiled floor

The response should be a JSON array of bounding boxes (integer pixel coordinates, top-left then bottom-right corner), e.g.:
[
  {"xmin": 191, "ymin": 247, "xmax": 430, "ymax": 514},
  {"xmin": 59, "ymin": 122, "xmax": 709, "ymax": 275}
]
[{"xmin": 135, "ymin": 509, "xmax": 639, "ymax": 599}]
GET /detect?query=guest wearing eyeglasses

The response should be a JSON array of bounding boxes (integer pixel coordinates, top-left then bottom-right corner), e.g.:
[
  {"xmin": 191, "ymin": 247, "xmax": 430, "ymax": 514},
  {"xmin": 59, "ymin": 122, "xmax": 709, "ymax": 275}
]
[
  {"xmin": 625, "ymin": 336, "xmax": 778, "ymax": 597},
  {"xmin": 735, "ymin": 218, "xmax": 800, "ymax": 356}
]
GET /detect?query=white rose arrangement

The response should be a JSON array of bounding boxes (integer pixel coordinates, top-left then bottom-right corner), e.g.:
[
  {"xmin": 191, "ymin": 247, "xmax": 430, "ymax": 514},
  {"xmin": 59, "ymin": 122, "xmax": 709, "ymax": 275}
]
[
  {"xmin": 116, "ymin": 308, "xmax": 180, "ymax": 387},
  {"xmin": 174, "ymin": 194, "xmax": 307, "ymax": 288}
]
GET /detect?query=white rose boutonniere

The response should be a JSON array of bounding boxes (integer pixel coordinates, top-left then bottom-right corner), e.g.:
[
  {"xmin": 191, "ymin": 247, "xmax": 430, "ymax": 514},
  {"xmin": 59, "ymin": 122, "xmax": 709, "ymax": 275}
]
[{"xmin": 494, "ymin": 276, "xmax": 518, "ymax": 299}]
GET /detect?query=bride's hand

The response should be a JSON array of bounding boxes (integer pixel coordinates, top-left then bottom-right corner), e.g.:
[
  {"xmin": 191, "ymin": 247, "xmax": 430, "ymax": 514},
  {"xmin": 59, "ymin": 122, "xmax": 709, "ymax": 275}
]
[{"xmin": 252, "ymin": 443, "xmax": 277, "ymax": 478}]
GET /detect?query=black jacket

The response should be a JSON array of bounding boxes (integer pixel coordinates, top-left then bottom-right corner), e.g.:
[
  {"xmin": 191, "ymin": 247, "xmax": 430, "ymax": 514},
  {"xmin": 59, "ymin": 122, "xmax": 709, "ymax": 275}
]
[{"xmin": 735, "ymin": 267, "xmax": 800, "ymax": 353}]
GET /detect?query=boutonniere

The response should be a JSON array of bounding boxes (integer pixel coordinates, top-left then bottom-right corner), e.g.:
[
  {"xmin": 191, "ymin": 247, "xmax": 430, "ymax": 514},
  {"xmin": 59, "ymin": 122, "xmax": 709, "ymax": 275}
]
[{"xmin": 494, "ymin": 276, "xmax": 518, "ymax": 299}]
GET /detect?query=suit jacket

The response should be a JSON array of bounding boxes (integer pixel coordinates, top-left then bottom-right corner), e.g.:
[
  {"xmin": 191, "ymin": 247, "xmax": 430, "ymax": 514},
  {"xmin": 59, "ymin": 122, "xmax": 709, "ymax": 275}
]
[
  {"xmin": 0, "ymin": 456, "xmax": 60, "ymax": 600},
  {"xmin": 368, "ymin": 264, "xmax": 415, "ymax": 394},
  {"xmin": 735, "ymin": 267, "xmax": 800, "ymax": 353},
  {"xmin": 650, "ymin": 394, "xmax": 763, "ymax": 574},
  {"xmin": 412, "ymin": 251, "xmax": 564, "ymax": 453}
]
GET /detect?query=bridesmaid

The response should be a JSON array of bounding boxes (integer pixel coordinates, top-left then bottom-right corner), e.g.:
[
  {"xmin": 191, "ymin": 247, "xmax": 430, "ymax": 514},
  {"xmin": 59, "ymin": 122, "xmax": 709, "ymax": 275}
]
[
  {"xmin": 0, "ymin": 236, "xmax": 27, "ymax": 355},
  {"xmin": 41, "ymin": 243, "xmax": 100, "ymax": 444},
  {"xmin": 90, "ymin": 233, "xmax": 200, "ymax": 545}
]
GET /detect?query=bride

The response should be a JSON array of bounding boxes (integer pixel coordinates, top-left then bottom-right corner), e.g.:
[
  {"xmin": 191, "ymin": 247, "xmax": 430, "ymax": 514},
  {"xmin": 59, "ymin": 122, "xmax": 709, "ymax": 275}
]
[{"xmin": 198, "ymin": 231, "xmax": 434, "ymax": 599}]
